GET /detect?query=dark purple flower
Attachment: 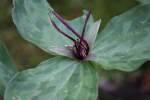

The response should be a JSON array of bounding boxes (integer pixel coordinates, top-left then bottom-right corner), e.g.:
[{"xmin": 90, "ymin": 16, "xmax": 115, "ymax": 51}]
[{"xmin": 49, "ymin": 10, "xmax": 92, "ymax": 60}]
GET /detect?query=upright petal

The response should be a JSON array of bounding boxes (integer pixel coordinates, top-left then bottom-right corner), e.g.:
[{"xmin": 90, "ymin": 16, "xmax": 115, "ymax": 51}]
[{"xmin": 85, "ymin": 19, "xmax": 101, "ymax": 48}]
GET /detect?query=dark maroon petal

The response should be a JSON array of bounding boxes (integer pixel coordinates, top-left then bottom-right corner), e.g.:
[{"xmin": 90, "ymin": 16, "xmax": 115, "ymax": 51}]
[
  {"xmin": 81, "ymin": 10, "xmax": 91, "ymax": 38},
  {"xmin": 50, "ymin": 19, "xmax": 76, "ymax": 42},
  {"xmin": 52, "ymin": 11, "xmax": 81, "ymax": 38}
]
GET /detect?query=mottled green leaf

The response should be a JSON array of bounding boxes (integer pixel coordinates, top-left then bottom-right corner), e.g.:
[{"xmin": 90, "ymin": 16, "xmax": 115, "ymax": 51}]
[
  {"xmin": 5, "ymin": 57, "xmax": 98, "ymax": 100},
  {"xmin": 137, "ymin": 0, "xmax": 150, "ymax": 4},
  {"xmin": 0, "ymin": 41, "xmax": 17, "ymax": 95},
  {"xmin": 12, "ymin": 0, "xmax": 95, "ymax": 57},
  {"xmin": 92, "ymin": 4, "xmax": 150, "ymax": 71}
]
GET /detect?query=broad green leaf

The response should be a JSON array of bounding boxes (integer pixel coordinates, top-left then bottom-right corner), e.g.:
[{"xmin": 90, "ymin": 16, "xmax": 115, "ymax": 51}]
[
  {"xmin": 0, "ymin": 41, "xmax": 17, "ymax": 95},
  {"xmin": 12, "ymin": 0, "xmax": 95, "ymax": 57},
  {"xmin": 5, "ymin": 57, "xmax": 98, "ymax": 100},
  {"xmin": 137, "ymin": 0, "xmax": 150, "ymax": 4},
  {"xmin": 92, "ymin": 4, "xmax": 150, "ymax": 71}
]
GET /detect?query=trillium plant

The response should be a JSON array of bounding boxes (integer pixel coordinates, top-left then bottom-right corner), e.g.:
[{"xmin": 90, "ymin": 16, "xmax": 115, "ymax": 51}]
[{"xmin": 0, "ymin": 0, "xmax": 150, "ymax": 100}]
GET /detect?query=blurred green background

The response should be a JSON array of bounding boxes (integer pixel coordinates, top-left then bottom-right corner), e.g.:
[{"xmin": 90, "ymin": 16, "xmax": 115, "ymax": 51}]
[{"xmin": 0, "ymin": 0, "xmax": 150, "ymax": 100}]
